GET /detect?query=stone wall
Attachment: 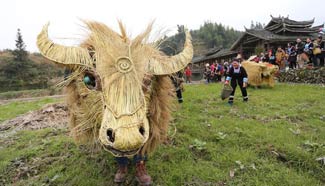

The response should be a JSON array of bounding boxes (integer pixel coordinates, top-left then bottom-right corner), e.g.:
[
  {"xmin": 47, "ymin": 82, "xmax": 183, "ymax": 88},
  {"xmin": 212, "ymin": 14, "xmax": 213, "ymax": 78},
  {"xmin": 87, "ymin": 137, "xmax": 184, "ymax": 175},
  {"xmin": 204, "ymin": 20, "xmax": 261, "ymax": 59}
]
[{"xmin": 278, "ymin": 67, "xmax": 325, "ymax": 84}]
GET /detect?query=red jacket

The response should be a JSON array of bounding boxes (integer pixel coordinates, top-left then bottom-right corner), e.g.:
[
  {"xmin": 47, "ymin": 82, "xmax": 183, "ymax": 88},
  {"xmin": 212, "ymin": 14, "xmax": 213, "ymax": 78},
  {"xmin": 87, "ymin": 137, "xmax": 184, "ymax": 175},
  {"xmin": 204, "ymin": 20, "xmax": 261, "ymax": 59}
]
[{"xmin": 185, "ymin": 68, "xmax": 192, "ymax": 76}]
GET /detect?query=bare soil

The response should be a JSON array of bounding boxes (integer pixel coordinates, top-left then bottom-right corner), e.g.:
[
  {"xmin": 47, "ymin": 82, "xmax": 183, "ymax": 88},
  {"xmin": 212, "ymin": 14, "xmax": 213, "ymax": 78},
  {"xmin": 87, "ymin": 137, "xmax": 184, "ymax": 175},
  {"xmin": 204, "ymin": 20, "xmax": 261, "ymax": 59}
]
[{"xmin": 0, "ymin": 103, "xmax": 68, "ymax": 132}]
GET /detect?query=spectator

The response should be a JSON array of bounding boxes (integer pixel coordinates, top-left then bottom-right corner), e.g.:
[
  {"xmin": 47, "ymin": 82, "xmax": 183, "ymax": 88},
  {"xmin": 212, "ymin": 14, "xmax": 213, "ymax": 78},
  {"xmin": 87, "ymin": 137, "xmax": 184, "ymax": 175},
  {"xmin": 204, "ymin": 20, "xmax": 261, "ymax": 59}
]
[
  {"xmin": 303, "ymin": 37, "xmax": 314, "ymax": 67},
  {"xmin": 295, "ymin": 38, "xmax": 305, "ymax": 68},
  {"xmin": 204, "ymin": 63, "xmax": 211, "ymax": 83},
  {"xmin": 287, "ymin": 42, "xmax": 297, "ymax": 69},
  {"xmin": 215, "ymin": 62, "xmax": 224, "ymax": 82},
  {"xmin": 268, "ymin": 47, "xmax": 276, "ymax": 65},
  {"xmin": 319, "ymin": 36, "xmax": 325, "ymax": 67},
  {"xmin": 170, "ymin": 71, "xmax": 184, "ymax": 103},
  {"xmin": 313, "ymin": 35, "xmax": 324, "ymax": 67},
  {"xmin": 184, "ymin": 66, "xmax": 192, "ymax": 83},
  {"xmin": 223, "ymin": 62, "xmax": 229, "ymax": 79},
  {"xmin": 260, "ymin": 52, "xmax": 268, "ymax": 62},
  {"xmin": 275, "ymin": 46, "xmax": 286, "ymax": 70},
  {"xmin": 210, "ymin": 62, "xmax": 216, "ymax": 82}
]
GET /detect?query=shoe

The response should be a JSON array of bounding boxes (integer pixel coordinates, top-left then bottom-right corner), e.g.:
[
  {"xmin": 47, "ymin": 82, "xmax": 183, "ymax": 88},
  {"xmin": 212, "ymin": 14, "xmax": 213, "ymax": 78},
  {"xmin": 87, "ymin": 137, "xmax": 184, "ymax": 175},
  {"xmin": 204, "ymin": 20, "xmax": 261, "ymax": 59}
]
[
  {"xmin": 135, "ymin": 161, "xmax": 152, "ymax": 186},
  {"xmin": 114, "ymin": 165, "xmax": 128, "ymax": 183}
]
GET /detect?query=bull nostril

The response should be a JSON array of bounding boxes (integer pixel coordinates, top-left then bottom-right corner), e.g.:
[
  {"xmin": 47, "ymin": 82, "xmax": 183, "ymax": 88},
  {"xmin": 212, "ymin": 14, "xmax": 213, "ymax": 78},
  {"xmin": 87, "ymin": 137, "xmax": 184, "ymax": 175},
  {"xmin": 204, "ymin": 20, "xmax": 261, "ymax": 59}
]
[
  {"xmin": 139, "ymin": 126, "xmax": 145, "ymax": 136},
  {"xmin": 106, "ymin": 128, "xmax": 115, "ymax": 143}
]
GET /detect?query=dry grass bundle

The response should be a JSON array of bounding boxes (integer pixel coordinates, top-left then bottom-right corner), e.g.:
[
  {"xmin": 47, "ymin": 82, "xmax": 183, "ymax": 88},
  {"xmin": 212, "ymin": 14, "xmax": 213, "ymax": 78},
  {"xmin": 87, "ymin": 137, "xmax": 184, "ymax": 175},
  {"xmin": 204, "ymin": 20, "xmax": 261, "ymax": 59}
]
[
  {"xmin": 241, "ymin": 61, "xmax": 264, "ymax": 86},
  {"xmin": 242, "ymin": 61, "xmax": 278, "ymax": 87},
  {"xmin": 36, "ymin": 20, "xmax": 193, "ymax": 156}
]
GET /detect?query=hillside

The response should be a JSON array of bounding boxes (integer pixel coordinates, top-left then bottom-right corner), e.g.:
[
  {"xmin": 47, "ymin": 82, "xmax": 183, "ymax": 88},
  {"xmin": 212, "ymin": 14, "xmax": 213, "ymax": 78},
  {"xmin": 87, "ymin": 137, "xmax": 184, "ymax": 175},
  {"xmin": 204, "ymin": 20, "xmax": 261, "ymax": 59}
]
[{"xmin": 0, "ymin": 51, "xmax": 64, "ymax": 92}]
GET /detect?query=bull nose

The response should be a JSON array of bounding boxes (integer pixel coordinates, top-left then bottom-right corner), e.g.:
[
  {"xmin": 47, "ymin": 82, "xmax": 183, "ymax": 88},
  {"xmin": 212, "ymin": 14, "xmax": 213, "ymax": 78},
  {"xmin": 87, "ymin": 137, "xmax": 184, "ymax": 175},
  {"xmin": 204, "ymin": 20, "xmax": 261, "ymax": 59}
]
[
  {"xmin": 106, "ymin": 126, "xmax": 146, "ymax": 143},
  {"xmin": 105, "ymin": 125, "xmax": 147, "ymax": 151}
]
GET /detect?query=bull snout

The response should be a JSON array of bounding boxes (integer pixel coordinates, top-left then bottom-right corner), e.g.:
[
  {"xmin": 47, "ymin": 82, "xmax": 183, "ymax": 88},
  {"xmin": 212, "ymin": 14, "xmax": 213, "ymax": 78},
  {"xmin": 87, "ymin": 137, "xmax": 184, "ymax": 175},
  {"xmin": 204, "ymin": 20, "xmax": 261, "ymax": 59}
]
[
  {"xmin": 99, "ymin": 111, "xmax": 150, "ymax": 156},
  {"xmin": 106, "ymin": 125, "xmax": 146, "ymax": 148}
]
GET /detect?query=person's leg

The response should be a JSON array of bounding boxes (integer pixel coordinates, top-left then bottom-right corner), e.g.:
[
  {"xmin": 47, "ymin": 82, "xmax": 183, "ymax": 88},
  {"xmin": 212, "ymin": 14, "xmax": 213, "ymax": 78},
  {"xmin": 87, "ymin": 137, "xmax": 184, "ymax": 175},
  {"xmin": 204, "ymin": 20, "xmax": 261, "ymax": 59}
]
[
  {"xmin": 289, "ymin": 61, "xmax": 293, "ymax": 69},
  {"xmin": 293, "ymin": 61, "xmax": 297, "ymax": 69},
  {"xmin": 308, "ymin": 54, "xmax": 313, "ymax": 66},
  {"xmin": 176, "ymin": 89, "xmax": 183, "ymax": 103},
  {"xmin": 228, "ymin": 80, "xmax": 237, "ymax": 105},
  {"xmin": 313, "ymin": 55, "xmax": 318, "ymax": 67},
  {"xmin": 319, "ymin": 53, "xmax": 325, "ymax": 67},
  {"xmin": 238, "ymin": 80, "xmax": 248, "ymax": 102},
  {"xmin": 134, "ymin": 154, "xmax": 152, "ymax": 185},
  {"xmin": 297, "ymin": 54, "xmax": 304, "ymax": 69},
  {"xmin": 114, "ymin": 157, "xmax": 129, "ymax": 183}
]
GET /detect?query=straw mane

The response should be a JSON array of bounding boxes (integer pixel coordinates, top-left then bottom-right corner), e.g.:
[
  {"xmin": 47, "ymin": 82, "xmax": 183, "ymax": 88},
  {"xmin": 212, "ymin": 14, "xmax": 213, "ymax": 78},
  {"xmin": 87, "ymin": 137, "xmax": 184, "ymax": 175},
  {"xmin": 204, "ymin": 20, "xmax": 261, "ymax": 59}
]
[{"xmin": 60, "ymin": 21, "xmax": 175, "ymax": 154}]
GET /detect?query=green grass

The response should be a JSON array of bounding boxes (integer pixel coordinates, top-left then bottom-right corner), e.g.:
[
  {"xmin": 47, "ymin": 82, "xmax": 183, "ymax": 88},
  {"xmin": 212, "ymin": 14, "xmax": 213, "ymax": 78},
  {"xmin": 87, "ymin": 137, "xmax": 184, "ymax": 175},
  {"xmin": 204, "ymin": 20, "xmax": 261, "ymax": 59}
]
[
  {"xmin": 0, "ymin": 98, "xmax": 60, "ymax": 122},
  {"xmin": 0, "ymin": 83, "xmax": 324, "ymax": 186}
]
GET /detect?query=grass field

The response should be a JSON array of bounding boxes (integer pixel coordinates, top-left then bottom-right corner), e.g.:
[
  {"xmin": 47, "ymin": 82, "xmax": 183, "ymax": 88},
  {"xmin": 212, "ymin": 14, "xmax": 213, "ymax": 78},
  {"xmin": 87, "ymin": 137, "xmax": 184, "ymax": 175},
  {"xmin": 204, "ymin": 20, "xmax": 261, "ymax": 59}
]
[{"xmin": 0, "ymin": 83, "xmax": 324, "ymax": 186}]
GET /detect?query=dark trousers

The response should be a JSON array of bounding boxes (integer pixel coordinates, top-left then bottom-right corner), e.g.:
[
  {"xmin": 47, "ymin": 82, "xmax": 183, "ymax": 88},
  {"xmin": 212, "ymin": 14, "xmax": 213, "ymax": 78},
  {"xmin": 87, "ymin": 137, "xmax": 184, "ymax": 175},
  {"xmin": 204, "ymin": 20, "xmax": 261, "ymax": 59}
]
[
  {"xmin": 228, "ymin": 79, "xmax": 248, "ymax": 103},
  {"xmin": 116, "ymin": 155, "xmax": 147, "ymax": 166},
  {"xmin": 176, "ymin": 89, "xmax": 183, "ymax": 103},
  {"xmin": 319, "ymin": 53, "xmax": 325, "ymax": 67},
  {"xmin": 313, "ymin": 55, "xmax": 321, "ymax": 67},
  {"xmin": 289, "ymin": 61, "xmax": 297, "ymax": 69}
]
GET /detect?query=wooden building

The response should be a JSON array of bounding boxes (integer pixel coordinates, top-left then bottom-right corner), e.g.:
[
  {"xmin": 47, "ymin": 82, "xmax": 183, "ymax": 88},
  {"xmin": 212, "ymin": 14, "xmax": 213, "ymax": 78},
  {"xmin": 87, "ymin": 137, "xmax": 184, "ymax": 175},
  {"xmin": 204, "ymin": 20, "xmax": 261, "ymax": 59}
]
[{"xmin": 192, "ymin": 15, "xmax": 324, "ymax": 68}]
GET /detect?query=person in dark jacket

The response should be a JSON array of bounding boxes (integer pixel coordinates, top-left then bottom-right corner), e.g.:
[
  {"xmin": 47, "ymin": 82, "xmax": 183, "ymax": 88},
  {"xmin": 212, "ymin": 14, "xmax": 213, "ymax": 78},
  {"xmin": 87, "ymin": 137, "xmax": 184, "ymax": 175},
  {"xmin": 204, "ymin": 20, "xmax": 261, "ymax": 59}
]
[
  {"xmin": 287, "ymin": 42, "xmax": 297, "ymax": 69},
  {"xmin": 225, "ymin": 59, "xmax": 248, "ymax": 105},
  {"xmin": 315, "ymin": 35, "xmax": 325, "ymax": 67},
  {"xmin": 320, "ymin": 36, "xmax": 325, "ymax": 67},
  {"xmin": 295, "ymin": 38, "xmax": 305, "ymax": 68},
  {"xmin": 170, "ymin": 71, "xmax": 184, "ymax": 103}
]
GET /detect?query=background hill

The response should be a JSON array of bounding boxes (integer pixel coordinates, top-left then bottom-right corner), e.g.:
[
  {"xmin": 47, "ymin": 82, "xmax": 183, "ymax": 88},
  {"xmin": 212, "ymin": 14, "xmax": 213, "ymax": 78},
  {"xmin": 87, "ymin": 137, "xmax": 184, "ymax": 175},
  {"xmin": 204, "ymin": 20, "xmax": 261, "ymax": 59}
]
[{"xmin": 0, "ymin": 51, "xmax": 64, "ymax": 92}]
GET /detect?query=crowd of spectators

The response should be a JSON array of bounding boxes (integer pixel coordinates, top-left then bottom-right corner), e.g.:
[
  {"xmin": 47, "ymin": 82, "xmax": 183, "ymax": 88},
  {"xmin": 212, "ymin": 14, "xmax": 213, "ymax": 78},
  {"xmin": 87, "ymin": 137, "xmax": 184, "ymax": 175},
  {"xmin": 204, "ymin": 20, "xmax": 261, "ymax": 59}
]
[{"xmin": 258, "ymin": 35, "xmax": 325, "ymax": 70}]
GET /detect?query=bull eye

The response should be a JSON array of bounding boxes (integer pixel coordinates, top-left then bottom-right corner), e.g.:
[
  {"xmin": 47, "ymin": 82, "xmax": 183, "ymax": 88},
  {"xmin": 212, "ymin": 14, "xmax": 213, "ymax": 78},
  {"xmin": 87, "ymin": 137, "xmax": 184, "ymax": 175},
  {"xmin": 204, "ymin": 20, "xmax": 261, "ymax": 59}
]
[{"xmin": 83, "ymin": 73, "xmax": 97, "ymax": 90}]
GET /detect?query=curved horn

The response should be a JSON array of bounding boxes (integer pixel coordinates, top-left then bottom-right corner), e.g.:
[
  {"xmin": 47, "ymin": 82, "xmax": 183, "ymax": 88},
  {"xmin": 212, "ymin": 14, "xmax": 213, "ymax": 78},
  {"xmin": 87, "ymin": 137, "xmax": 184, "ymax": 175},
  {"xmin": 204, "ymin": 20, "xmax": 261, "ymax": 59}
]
[
  {"xmin": 147, "ymin": 30, "xmax": 193, "ymax": 75},
  {"xmin": 37, "ymin": 23, "xmax": 93, "ymax": 67}
]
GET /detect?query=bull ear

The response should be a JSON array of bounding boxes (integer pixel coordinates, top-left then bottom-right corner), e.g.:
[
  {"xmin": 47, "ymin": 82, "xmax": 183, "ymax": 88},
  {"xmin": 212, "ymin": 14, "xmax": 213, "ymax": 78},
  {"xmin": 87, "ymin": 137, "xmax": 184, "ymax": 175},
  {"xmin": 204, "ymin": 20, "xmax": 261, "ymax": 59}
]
[
  {"xmin": 147, "ymin": 30, "xmax": 193, "ymax": 75},
  {"xmin": 37, "ymin": 23, "xmax": 93, "ymax": 68}
]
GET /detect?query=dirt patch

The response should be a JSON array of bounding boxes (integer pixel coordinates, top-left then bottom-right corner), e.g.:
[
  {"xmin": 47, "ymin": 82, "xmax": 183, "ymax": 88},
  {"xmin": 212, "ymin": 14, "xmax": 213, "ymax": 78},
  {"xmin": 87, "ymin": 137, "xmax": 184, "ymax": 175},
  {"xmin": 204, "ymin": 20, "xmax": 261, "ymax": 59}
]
[{"xmin": 0, "ymin": 103, "xmax": 68, "ymax": 132}]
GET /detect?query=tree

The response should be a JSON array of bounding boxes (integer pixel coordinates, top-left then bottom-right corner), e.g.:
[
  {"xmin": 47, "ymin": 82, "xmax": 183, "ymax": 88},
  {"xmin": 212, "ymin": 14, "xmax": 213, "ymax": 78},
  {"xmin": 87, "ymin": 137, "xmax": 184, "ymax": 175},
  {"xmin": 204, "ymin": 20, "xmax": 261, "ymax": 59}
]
[
  {"xmin": 159, "ymin": 25, "xmax": 186, "ymax": 56},
  {"xmin": 250, "ymin": 21, "xmax": 265, "ymax": 29},
  {"xmin": 191, "ymin": 21, "xmax": 242, "ymax": 49},
  {"xmin": 12, "ymin": 28, "xmax": 28, "ymax": 62}
]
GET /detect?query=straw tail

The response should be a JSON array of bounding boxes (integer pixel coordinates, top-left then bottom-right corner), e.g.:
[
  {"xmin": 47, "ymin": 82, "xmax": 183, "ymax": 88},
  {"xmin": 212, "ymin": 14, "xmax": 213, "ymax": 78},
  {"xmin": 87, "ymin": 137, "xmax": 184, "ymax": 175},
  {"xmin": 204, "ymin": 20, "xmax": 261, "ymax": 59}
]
[
  {"xmin": 147, "ymin": 30, "xmax": 193, "ymax": 75},
  {"xmin": 36, "ymin": 23, "xmax": 93, "ymax": 68}
]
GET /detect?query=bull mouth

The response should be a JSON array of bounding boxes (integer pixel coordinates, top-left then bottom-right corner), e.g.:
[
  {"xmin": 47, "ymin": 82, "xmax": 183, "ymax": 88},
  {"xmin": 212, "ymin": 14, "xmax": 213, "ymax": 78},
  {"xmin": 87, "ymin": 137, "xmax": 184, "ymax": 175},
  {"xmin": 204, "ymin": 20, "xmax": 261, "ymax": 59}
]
[{"xmin": 103, "ymin": 145, "xmax": 141, "ymax": 157}]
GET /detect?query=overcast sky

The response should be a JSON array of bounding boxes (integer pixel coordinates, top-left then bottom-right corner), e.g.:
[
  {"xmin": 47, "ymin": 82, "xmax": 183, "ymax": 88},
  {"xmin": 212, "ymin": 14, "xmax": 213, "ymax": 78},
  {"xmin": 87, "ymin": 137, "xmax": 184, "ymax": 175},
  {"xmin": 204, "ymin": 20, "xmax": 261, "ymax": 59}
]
[{"xmin": 2, "ymin": 0, "xmax": 325, "ymax": 52}]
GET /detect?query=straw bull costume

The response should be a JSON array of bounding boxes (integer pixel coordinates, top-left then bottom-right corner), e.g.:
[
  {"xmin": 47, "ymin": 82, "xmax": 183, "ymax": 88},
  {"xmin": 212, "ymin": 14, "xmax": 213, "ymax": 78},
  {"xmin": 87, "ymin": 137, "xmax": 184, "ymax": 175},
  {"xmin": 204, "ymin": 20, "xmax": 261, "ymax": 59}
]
[
  {"xmin": 37, "ymin": 21, "xmax": 193, "ymax": 185},
  {"xmin": 241, "ymin": 61, "xmax": 279, "ymax": 88}
]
